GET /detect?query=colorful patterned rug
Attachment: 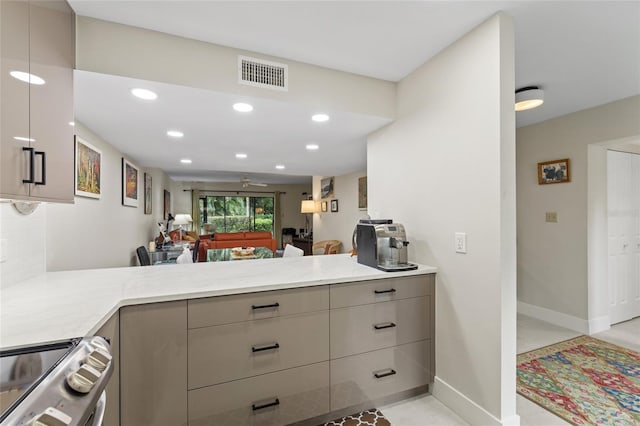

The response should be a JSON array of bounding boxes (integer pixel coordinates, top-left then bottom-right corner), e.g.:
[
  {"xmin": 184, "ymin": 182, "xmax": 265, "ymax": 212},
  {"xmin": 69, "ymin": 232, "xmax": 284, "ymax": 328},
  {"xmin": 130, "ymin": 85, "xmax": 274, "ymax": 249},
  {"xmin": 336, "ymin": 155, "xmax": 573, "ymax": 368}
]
[
  {"xmin": 517, "ymin": 336, "xmax": 640, "ymax": 425},
  {"xmin": 322, "ymin": 408, "xmax": 391, "ymax": 426}
]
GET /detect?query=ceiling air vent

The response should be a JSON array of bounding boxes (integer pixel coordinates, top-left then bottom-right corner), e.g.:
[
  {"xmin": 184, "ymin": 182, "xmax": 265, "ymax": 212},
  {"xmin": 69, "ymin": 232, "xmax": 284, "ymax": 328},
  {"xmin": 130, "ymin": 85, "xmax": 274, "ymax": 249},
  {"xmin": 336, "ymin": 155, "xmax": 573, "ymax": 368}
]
[{"xmin": 238, "ymin": 55, "xmax": 288, "ymax": 91}]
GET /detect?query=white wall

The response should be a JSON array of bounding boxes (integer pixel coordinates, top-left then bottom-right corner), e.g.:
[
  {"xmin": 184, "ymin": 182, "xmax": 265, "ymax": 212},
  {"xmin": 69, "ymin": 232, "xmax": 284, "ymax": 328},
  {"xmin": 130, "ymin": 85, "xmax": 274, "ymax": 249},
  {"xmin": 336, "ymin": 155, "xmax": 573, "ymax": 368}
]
[
  {"xmin": 516, "ymin": 96, "xmax": 640, "ymax": 326},
  {"xmin": 368, "ymin": 13, "xmax": 517, "ymax": 425},
  {"xmin": 46, "ymin": 122, "xmax": 178, "ymax": 271},
  {"xmin": 312, "ymin": 171, "xmax": 367, "ymax": 253}
]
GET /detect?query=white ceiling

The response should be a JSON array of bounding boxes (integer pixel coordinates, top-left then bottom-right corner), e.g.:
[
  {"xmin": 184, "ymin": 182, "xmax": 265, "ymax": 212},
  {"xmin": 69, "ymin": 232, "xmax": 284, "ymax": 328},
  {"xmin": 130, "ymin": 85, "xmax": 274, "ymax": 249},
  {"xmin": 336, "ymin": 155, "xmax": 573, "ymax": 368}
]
[{"xmin": 69, "ymin": 1, "xmax": 640, "ymax": 183}]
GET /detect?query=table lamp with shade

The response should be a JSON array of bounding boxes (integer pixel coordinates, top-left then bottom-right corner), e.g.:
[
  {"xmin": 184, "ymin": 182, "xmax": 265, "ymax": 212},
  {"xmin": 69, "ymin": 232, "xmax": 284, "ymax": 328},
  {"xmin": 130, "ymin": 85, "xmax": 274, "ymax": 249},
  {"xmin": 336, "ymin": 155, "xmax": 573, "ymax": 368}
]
[
  {"xmin": 300, "ymin": 200, "xmax": 316, "ymax": 237},
  {"xmin": 173, "ymin": 213, "xmax": 193, "ymax": 240}
]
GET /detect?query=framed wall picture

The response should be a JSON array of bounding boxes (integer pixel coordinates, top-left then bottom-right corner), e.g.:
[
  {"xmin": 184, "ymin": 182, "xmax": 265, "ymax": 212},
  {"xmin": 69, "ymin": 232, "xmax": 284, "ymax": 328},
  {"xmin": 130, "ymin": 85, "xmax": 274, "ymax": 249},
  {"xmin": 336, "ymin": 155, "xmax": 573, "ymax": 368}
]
[
  {"xmin": 144, "ymin": 173, "xmax": 152, "ymax": 214},
  {"xmin": 538, "ymin": 159, "xmax": 571, "ymax": 185},
  {"xmin": 122, "ymin": 158, "xmax": 139, "ymax": 207},
  {"xmin": 163, "ymin": 190, "xmax": 171, "ymax": 219},
  {"xmin": 74, "ymin": 137, "xmax": 101, "ymax": 199},
  {"xmin": 358, "ymin": 176, "xmax": 367, "ymax": 210},
  {"xmin": 321, "ymin": 201, "xmax": 328, "ymax": 212},
  {"xmin": 320, "ymin": 176, "xmax": 334, "ymax": 199},
  {"xmin": 331, "ymin": 199, "xmax": 339, "ymax": 212}
]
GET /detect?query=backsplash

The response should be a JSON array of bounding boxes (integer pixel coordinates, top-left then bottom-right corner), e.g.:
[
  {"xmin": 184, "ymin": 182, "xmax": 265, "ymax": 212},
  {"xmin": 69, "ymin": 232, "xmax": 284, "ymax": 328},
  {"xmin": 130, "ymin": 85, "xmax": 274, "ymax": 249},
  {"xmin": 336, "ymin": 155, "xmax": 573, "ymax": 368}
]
[{"xmin": 0, "ymin": 203, "xmax": 46, "ymax": 288}]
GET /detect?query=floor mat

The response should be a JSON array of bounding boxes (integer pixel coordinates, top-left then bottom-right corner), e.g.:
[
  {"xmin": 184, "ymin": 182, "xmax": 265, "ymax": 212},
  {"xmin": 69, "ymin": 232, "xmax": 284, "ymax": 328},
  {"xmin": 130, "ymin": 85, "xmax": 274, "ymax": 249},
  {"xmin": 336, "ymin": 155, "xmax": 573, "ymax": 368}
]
[
  {"xmin": 517, "ymin": 335, "xmax": 640, "ymax": 425},
  {"xmin": 321, "ymin": 408, "xmax": 391, "ymax": 426}
]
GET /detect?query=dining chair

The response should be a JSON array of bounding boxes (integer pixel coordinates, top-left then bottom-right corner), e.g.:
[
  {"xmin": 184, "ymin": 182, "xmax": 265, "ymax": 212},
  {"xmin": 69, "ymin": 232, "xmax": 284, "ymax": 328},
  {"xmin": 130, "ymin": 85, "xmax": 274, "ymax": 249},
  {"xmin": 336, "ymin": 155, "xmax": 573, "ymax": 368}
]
[
  {"xmin": 192, "ymin": 239, "xmax": 200, "ymax": 262},
  {"xmin": 136, "ymin": 246, "xmax": 151, "ymax": 266},
  {"xmin": 282, "ymin": 244, "xmax": 304, "ymax": 257}
]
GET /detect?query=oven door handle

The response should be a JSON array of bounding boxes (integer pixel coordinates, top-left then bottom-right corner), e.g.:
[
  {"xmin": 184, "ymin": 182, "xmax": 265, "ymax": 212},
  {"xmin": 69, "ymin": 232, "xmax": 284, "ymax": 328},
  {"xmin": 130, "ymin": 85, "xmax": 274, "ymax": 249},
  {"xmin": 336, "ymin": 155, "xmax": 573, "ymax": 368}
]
[{"xmin": 91, "ymin": 391, "xmax": 107, "ymax": 426}]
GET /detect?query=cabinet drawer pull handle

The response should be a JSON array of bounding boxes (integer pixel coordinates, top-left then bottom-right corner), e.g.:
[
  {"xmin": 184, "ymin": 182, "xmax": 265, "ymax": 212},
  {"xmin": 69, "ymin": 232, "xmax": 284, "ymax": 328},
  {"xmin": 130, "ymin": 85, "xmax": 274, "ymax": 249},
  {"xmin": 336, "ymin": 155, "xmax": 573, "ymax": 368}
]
[
  {"xmin": 35, "ymin": 151, "xmax": 46, "ymax": 185},
  {"xmin": 373, "ymin": 322, "xmax": 396, "ymax": 330},
  {"xmin": 252, "ymin": 302, "xmax": 280, "ymax": 310},
  {"xmin": 374, "ymin": 288, "xmax": 396, "ymax": 294},
  {"xmin": 252, "ymin": 342, "xmax": 280, "ymax": 352},
  {"xmin": 374, "ymin": 369, "xmax": 397, "ymax": 379},
  {"xmin": 22, "ymin": 147, "xmax": 35, "ymax": 183},
  {"xmin": 252, "ymin": 398, "xmax": 280, "ymax": 411}
]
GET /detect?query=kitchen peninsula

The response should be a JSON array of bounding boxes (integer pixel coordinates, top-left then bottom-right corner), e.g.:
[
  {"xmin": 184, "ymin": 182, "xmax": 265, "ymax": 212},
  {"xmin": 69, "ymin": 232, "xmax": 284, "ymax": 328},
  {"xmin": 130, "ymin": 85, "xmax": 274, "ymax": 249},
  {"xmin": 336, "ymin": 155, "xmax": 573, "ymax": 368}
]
[{"xmin": 1, "ymin": 254, "xmax": 436, "ymax": 425}]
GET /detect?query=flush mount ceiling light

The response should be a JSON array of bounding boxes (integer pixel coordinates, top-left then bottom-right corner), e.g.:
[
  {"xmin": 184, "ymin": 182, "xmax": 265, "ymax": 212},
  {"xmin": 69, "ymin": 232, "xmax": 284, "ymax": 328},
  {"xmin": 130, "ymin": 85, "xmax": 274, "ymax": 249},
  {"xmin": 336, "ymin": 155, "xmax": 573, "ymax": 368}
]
[
  {"xmin": 166, "ymin": 130, "xmax": 184, "ymax": 138},
  {"xmin": 235, "ymin": 153, "xmax": 247, "ymax": 159},
  {"xmin": 68, "ymin": 121, "xmax": 75, "ymax": 126},
  {"xmin": 131, "ymin": 88, "xmax": 158, "ymax": 100},
  {"xmin": 311, "ymin": 113, "xmax": 330, "ymax": 122},
  {"xmin": 306, "ymin": 144, "xmax": 319, "ymax": 151},
  {"xmin": 180, "ymin": 158, "xmax": 192, "ymax": 164},
  {"xmin": 515, "ymin": 86, "xmax": 544, "ymax": 111},
  {"xmin": 275, "ymin": 164, "xmax": 285, "ymax": 170},
  {"xmin": 10, "ymin": 71, "xmax": 45, "ymax": 85},
  {"xmin": 233, "ymin": 102, "xmax": 253, "ymax": 112}
]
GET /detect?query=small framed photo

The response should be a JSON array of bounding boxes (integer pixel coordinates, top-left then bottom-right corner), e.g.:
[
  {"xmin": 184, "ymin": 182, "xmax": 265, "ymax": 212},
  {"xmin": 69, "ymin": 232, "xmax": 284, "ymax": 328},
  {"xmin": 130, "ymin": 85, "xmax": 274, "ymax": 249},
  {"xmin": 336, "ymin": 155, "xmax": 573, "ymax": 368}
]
[
  {"xmin": 75, "ymin": 137, "xmax": 101, "ymax": 199},
  {"xmin": 330, "ymin": 199, "xmax": 339, "ymax": 212},
  {"xmin": 321, "ymin": 176, "xmax": 334, "ymax": 199},
  {"xmin": 321, "ymin": 201, "xmax": 328, "ymax": 212},
  {"xmin": 538, "ymin": 159, "xmax": 570, "ymax": 185},
  {"xmin": 122, "ymin": 158, "xmax": 139, "ymax": 207}
]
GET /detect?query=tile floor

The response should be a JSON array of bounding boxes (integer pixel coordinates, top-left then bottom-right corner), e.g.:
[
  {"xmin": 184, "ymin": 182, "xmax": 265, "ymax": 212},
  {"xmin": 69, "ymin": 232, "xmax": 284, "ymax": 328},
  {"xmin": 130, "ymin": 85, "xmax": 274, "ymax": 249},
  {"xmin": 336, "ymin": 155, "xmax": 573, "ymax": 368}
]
[{"xmin": 379, "ymin": 315, "xmax": 640, "ymax": 426}]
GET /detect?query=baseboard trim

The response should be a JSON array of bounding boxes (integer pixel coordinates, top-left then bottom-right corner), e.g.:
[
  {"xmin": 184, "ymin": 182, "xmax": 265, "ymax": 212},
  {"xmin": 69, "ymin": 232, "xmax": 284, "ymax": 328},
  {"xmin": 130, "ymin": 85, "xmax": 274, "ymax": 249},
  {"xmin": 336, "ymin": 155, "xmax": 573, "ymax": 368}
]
[
  {"xmin": 433, "ymin": 376, "xmax": 519, "ymax": 426},
  {"xmin": 588, "ymin": 315, "xmax": 611, "ymax": 334},
  {"xmin": 518, "ymin": 301, "xmax": 594, "ymax": 334}
]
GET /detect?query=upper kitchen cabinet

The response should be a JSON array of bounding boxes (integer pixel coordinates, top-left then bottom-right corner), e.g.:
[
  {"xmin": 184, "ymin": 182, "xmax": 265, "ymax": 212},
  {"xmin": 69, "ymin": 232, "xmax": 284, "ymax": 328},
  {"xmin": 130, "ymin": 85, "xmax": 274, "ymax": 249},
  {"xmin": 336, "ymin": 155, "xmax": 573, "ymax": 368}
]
[{"xmin": 0, "ymin": 0, "xmax": 75, "ymax": 203}]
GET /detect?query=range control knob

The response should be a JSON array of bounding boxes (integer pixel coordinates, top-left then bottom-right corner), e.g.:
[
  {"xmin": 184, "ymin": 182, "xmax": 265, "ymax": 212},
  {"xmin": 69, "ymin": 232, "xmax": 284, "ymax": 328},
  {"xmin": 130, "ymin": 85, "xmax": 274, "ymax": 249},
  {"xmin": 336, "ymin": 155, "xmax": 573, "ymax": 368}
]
[
  {"xmin": 30, "ymin": 407, "xmax": 71, "ymax": 426},
  {"xmin": 84, "ymin": 348, "xmax": 112, "ymax": 372},
  {"xmin": 66, "ymin": 364, "xmax": 101, "ymax": 394}
]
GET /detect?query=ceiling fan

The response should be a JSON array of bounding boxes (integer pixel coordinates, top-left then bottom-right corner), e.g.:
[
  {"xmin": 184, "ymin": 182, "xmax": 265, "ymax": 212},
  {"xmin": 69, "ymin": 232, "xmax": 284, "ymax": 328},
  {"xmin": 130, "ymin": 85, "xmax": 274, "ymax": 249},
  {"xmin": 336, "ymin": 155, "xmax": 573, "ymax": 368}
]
[{"xmin": 241, "ymin": 177, "xmax": 268, "ymax": 188}]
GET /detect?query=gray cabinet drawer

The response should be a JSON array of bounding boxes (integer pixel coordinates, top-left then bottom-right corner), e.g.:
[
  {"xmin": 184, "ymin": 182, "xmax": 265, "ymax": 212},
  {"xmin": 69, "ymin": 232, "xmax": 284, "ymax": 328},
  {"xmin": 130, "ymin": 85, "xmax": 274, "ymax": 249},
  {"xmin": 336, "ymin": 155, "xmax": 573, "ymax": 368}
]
[
  {"xmin": 330, "ymin": 296, "xmax": 430, "ymax": 359},
  {"xmin": 188, "ymin": 286, "xmax": 329, "ymax": 328},
  {"xmin": 330, "ymin": 340, "xmax": 431, "ymax": 411},
  {"xmin": 188, "ymin": 362, "xmax": 330, "ymax": 426},
  {"xmin": 330, "ymin": 274, "xmax": 434, "ymax": 309},
  {"xmin": 188, "ymin": 311, "xmax": 329, "ymax": 389}
]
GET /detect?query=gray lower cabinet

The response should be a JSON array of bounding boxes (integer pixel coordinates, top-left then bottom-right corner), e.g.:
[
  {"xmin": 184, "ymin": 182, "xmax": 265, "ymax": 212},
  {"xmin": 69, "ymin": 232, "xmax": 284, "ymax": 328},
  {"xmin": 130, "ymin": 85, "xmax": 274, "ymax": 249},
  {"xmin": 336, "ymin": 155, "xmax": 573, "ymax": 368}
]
[
  {"xmin": 120, "ymin": 301, "xmax": 187, "ymax": 426},
  {"xmin": 95, "ymin": 312, "xmax": 120, "ymax": 426},
  {"xmin": 115, "ymin": 275, "xmax": 434, "ymax": 425}
]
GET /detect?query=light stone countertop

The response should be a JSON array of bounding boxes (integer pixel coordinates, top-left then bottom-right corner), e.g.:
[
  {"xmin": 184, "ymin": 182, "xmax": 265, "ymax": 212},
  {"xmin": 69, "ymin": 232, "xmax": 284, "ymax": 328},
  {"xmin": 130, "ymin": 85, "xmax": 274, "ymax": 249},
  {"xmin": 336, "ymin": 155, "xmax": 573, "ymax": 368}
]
[{"xmin": 0, "ymin": 254, "xmax": 436, "ymax": 350}]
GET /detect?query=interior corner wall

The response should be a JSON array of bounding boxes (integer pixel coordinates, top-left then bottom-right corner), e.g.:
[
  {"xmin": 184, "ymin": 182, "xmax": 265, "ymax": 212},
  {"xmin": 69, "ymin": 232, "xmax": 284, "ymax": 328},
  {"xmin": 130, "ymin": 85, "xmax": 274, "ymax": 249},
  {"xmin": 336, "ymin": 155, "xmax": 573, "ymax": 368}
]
[
  {"xmin": 46, "ymin": 121, "xmax": 176, "ymax": 271},
  {"xmin": 312, "ymin": 171, "xmax": 367, "ymax": 252},
  {"xmin": 516, "ymin": 95, "xmax": 640, "ymax": 325},
  {"xmin": 367, "ymin": 13, "xmax": 516, "ymax": 425}
]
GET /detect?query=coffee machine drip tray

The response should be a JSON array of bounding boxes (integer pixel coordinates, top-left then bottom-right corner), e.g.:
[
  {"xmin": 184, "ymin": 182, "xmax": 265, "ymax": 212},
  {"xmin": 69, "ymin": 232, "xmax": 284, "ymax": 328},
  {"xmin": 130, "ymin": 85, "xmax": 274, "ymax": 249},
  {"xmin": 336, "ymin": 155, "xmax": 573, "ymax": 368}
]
[{"xmin": 377, "ymin": 263, "xmax": 418, "ymax": 272}]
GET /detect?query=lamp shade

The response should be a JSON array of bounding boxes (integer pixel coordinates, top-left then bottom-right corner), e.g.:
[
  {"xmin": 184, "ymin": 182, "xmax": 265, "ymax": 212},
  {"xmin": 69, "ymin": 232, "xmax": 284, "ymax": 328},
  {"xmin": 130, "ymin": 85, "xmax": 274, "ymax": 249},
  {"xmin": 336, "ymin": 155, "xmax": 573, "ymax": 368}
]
[
  {"xmin": 173, "ymin": 214, "xmax": 193, "ymax": 226},
  {"xmin": 515, "ymin": 86, "xmax": 544, "ymax": 111},
  {"xmin": 300, "ymin": 200, "xmax": 316, "ymax": 214}
]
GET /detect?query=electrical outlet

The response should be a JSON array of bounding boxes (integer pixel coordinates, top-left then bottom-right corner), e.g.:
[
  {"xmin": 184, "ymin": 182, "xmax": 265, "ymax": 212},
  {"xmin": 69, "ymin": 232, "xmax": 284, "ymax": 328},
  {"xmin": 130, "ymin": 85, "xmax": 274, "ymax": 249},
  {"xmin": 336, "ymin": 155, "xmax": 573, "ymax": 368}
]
[
  {"xmin": 455, "ymin": 232, "xmax": 467, "ymax": 254},
  {"xmin": 0, "ymin": 239, "xmax": 7, "ymax": 263},
  {"xmin": 545, "ymin": 212, "xmax": 558, "ymax": 223}
]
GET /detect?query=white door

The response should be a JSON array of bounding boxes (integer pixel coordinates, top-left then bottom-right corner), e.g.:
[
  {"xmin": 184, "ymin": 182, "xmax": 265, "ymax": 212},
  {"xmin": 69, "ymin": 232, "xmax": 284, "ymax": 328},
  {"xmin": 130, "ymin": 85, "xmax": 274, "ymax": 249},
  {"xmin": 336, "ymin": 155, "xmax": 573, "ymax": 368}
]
[{"xmin": 608, "ymin": 150, "xmax": 640, "ymax": 324}]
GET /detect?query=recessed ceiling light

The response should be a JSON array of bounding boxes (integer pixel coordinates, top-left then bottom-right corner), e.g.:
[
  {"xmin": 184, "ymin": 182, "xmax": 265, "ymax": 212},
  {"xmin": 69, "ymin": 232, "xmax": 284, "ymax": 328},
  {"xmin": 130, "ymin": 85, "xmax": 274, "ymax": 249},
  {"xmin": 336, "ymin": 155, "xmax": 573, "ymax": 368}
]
[
  {"xmin": 515, "ymin": 86, "xmax": 544, "ymax": 111},
  {"xmin": 131, "ymin": 88, "xmax": 158, "ymax": 100},
  {"xmin": 14, "ymin": 136, "xmax": 35, "ymax": 142},
  {"xmin": 275, "ymin": 164, "xmax": 285, "ymax": 170},
  {"xmin": 311, "ymin": 113, "xmax": 330, "ymax": 122},
  {"xmin": 233, "ymin": 102, "xmax": 253, "ymax": 112},
  {"xmin": 68, "ymin": 121, "xmax": 75, "ymax": 126},
  {"xmin": 10, "ymin": 71, "xmax": 45, "ymax": 85},
  {"xmin": 235, "ymin": 153, "xmax": 247, "ymax": 159},
  {"xmin": 180, "ymin": 158, "xmax": 192, "ymax": 164},
  {"xmin": 306, "ymin": 144, "xmax": 319, "ymax": 151},
  {"xmin": 167, "ymin": 130, "xmax": 184, "ymax": 138}
]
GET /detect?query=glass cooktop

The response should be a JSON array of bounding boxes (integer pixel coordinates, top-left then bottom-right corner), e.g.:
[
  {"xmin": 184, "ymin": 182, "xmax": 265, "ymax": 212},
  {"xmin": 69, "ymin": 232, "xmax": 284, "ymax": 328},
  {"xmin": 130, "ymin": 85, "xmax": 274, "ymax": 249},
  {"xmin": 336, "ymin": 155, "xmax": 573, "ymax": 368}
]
[{"xmin": 0, "ymin": 339, "xmax": 77, "ymax": 422}]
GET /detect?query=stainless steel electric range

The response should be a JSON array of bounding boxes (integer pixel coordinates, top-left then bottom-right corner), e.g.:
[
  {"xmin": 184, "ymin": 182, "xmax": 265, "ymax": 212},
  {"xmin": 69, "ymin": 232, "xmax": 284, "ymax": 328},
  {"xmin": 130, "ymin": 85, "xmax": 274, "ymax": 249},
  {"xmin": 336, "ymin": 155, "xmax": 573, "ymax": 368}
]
[{"xmin": 0, "ymin": 336, "xmax": 113, "ymax": 426}]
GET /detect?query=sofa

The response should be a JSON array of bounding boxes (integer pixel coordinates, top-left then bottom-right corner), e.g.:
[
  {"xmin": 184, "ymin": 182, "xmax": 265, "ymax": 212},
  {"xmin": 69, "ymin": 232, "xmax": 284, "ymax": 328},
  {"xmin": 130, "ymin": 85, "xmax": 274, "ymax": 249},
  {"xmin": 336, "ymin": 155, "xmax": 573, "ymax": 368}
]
[{"xmin": 197, "ymin": 231, "xmax": 277, "ymax": 262}]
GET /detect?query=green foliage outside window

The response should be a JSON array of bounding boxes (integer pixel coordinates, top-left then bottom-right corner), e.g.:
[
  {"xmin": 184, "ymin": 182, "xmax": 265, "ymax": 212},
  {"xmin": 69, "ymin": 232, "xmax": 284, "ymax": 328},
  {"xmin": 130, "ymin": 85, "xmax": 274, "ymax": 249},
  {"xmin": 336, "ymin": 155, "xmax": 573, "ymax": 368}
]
[{"xmin": 199, "ymin": 195, "xmax": 274, "ymax": 234}]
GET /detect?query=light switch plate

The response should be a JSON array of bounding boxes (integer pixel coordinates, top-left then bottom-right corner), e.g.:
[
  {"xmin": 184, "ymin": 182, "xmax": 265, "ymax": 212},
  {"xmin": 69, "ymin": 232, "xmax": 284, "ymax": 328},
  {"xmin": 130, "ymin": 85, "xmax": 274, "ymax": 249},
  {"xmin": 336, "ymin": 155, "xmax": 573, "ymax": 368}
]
[
  {"xmin": 545, "ymin": 212, "xmax": 558, "ymax": 223},
  {"xmin": 455, "ymin": 232, "xmax": 467, "ymax": 254}
]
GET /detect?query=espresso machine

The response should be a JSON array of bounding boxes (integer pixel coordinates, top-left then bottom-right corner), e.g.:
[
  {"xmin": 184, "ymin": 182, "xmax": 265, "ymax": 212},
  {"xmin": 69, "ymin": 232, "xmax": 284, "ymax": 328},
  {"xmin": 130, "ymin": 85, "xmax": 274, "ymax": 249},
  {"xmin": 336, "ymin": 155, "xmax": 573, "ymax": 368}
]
[{"xmin": 357, "ymin": 220, "xmax": 418, "ymax": 272}]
